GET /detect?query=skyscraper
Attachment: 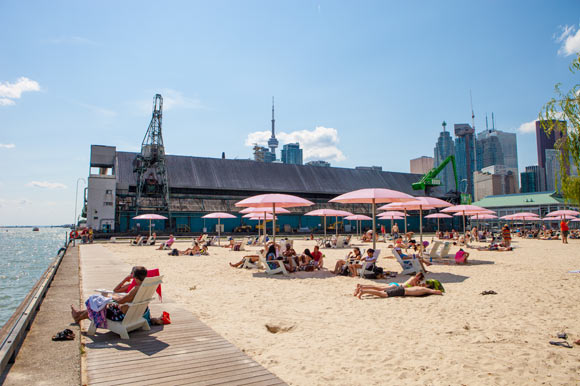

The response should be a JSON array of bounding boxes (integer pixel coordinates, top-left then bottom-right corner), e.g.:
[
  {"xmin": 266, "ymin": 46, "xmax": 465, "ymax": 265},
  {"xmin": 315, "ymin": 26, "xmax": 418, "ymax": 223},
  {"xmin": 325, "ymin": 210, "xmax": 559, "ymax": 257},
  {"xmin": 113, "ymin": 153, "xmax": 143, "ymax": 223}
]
[
  {"xmin": 454, "ymin": 123, "xmax": 475, "ymax": 196},
  {"xmin": 536, "ymin": 120, "xmax": 566, "ymax": 190},
  {"xmin": 410, "ymin": 156, "xmax": 434, "ymax": 174},
  {"xmin": 433, "ymin": 121, "xmax": 456, "ymax": 194},
  {"xmin": 477, "ymin": 127, "xmax": 518, "ymax": 190},
  {"xmin": 520, "ymin": 165, "xmax": 544, "ymax": 193},
  {"xmin": 267, "ymin": 97, "xmax": 279, "ymax": 159},
  {"xmin": 281, "ymin": 142, "xmax": 303, "ymax": 165},
  {"xmin": 545, "ymin": 149, "xmax": 560, "ymax": 191}
]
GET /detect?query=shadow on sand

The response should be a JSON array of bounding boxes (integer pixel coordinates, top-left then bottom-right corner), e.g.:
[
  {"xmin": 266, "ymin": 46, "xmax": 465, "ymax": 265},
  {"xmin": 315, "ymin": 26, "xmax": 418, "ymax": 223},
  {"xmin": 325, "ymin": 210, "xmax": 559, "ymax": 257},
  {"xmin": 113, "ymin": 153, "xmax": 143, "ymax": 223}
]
[{"xmin": 82, "ymin": 325, "xmax": 169, "ymax": 356}]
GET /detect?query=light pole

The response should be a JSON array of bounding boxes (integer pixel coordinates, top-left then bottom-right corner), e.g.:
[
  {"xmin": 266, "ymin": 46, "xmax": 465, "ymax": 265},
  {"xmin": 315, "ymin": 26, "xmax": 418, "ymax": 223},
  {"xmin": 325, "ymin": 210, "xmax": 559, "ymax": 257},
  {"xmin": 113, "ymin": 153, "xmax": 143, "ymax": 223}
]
[{"xmin": 73, "ymin": 178, "xmax": 86, "ymax": 246}]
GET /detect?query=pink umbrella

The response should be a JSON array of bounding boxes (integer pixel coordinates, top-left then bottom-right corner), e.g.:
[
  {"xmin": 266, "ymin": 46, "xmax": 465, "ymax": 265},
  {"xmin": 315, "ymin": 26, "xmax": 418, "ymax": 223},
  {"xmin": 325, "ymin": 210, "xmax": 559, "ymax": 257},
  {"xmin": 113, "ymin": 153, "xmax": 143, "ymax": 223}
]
[
  {"xmin": 235, "ymin": 194, "xmax": 314, "ymax": 244},
  {"xmin": 442, "ymin": 204, "xmax": 492, "ymax": 234},
  {"xmin": 243, "ymin": 213, "xmax": 277, "ymax": 219},
  {"xmin": 543, "ymin": 217, "xmax": 560, "ymax": 221},
  {"xmin": 382, "ymin": 196, "xmax": 451, "ymax": 244},
  {"xmin": 329, "ymin": 188, "xmax": 414, "ymax": 248},
  {"xmin": 378, "ymin": 210, "xmax": 407, "ymax": 216},
  {"xmin": 424, "ymin": 212, "xmax": 453, "ymax": 232},
  {"xmin": 202, "ymin": 212, "xmax": 237, "ymax": 245},
  {"xmin": 469, "ymin": 214, "xmax": 498, "ymax": 219},
  {"xmin": 132, "ymin": 213, "xmax": 168, "ymax": 238},
  {"xmin": 546, "ymin": 209, "xmax": 580, "ymax": 219},
  {"xmin": 239, "ymin": 207, "xmax": 290, "ymax": 239},
  {"xmin": 344, "ymin": 214, "xmax": 372, "ymax": 238},
  {"xmin": 304, "ymin": 209, "xmax": 353, "ymax": 239}
]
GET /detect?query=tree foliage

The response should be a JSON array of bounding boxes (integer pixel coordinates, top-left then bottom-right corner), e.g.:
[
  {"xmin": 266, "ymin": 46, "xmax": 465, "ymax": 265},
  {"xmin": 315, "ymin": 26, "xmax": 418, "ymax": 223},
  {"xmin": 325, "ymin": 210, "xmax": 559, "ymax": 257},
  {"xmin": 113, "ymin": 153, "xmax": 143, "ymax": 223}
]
[{"xmin": 539, "ymin": 53, "xmax": 580, "ymax": 205}]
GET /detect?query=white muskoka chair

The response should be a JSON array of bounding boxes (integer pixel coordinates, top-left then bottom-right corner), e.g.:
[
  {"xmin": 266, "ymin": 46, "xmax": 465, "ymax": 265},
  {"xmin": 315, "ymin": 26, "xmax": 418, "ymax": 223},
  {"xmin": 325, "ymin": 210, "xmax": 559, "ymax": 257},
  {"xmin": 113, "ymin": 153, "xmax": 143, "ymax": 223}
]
[
  {"xmin": 358, "ymin": 249, "xmax": 381, "ymax": 278},
  {"xmin": 259, "ymin": 254, "xmax": 290, "ymax": 275},
  {"xmin": 88, "ymin": 275, "xmax": 163, "ymax": 340},
  {"xmin": 392, "ymin": 249, "xmax": 425, "ymax": 275},
  {"xmin": 437, "ymin": 242, "xmax": 452, "ymax": 258}
]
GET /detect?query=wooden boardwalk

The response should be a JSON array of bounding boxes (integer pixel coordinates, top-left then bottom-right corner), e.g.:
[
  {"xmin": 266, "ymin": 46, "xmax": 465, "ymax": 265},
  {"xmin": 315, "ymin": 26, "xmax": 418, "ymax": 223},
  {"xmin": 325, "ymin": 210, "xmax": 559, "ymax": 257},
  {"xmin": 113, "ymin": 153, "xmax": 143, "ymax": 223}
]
[{"xmin": 79, "ymin": 244, "xmax": 285, "ymax": 386}]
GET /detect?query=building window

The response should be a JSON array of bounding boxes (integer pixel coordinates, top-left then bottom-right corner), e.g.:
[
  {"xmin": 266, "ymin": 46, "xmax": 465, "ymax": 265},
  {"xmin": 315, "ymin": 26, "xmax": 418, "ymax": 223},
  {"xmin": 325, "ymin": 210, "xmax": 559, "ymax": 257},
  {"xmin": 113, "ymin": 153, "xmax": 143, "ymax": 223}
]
[
  {"xmin": 104, "ymin": 202, "xmax": 113, "ymax": 206},
  {"xmin": 93, "ymin": 216, "xmax": 98, "ymax": 220},
  {"xmin": 105, "ymin": 190, "xmax": 112, "ymax": 194}
]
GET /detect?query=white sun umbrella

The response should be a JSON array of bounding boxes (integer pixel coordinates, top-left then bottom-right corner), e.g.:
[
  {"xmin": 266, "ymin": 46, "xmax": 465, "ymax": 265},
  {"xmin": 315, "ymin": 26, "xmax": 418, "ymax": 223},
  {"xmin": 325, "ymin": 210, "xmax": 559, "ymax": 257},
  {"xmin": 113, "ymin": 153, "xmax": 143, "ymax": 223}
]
[
  {"xmin": 202, "ymin": 212, "xmax": 237, "ymax": 246},
  {"xmin": 329, "ymin": 188, "xmax": 414, "ymax": 249},
  {"xmin": 344, "ymin": 214, "xmax": 372, "ymax": 238},
  {"xmin": 304, "ymin": 209, "xmax": 353, "ymax": 240},
  {"xmin": 424, "ymin": 213, "xmax": 453, "ymax": 233},
  {"xmin": 545, "ymin": 209, "xmax": 580, "ymax": 220},
  {"xmin": 239, "ymin": 207, "xmax": 291, "ymax": 240},
  {"xmin": 132, "ymin": 214, "xmax": 168, "ymax": 239},
  {"xmin": 235, "ymin": 194, "xmax": 314, "ymax": 245}
]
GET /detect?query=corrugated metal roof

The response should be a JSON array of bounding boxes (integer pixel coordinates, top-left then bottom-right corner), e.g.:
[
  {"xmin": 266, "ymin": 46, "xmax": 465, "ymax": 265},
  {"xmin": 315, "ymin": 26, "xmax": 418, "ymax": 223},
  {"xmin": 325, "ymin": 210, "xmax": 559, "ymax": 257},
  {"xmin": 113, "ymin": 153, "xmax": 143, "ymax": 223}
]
[
  {"xmin": 116, "ymin": 152, "xmax": 421, "ymax": 196},
  {"xmin": 473, "ymin": 191, "xmax": 565, "ymax": 208}
]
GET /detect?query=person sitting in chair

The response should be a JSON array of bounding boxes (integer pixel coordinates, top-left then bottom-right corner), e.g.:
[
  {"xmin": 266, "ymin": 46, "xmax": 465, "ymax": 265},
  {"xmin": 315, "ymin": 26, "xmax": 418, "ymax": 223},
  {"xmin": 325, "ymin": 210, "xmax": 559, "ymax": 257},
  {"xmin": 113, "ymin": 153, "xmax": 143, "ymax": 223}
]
[
  {"xmin": 348, "ymin": 248, "xmax": 376, "ymax": 277},
  {"xmin": 131, "ymin": 234, "xmax": 143, "ymax": 246},
  {"xmin": 157, "ymin": 235, "xmax": 175, "ymax": 250},
  {"xmin": 333, "ymin": 247, "xmax": 362, "ymax": 274}
]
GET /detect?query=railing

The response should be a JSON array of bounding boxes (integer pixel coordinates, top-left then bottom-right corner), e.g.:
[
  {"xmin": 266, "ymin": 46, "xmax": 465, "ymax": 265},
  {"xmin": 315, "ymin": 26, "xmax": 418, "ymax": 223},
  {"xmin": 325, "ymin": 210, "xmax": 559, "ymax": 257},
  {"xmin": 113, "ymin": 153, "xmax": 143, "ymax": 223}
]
[{"xmin": 0, "ymin": 246, "xmax": 67, "ymax": 374}]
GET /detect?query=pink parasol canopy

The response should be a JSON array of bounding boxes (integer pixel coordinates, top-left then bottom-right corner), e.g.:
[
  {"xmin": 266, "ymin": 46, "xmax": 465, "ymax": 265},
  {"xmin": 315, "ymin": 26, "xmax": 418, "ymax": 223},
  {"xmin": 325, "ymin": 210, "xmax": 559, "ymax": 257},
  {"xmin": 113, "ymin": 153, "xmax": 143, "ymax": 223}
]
[
  {"xmin": 344, "ymin": 214, "xmax": 372, "ymax": 238},
  {"xmin": 202, "ymin": 212, "xmax": 237, "ymax": 245},
  {"xmin": 377, "ymin": 213, "xmax": 404, "ymax": 219},
  {"xmin": 235, "ymin": 194, "xmax": 314, "ymax": 244},
  {"xmin": 329, "ymin": 188, "xmax": 414, "ymax": 248},
  {"xmin": 377, "ymin": 210, "xmax": 407, "ymax": 216},
  {"xmin": 305, "ymin": 209, "xmax": 353, "ymax": 239},
  {"xmin": 424, "ymin": 212, "xmax": 453, "ymax": 232},
  {"xmin": 469, "ymin": 214, "xmax": 498, "ymax": 220},
  {"xmin": 571, "ymin": 218, "xmax": 580, "ymax": 222},
  {"xmin": 545, "ymin": 210, "xmax": 580, "ymax": 218},
  {"xmin": 501, "ymin": 214, "xmax": 540, "ymax": 220},
  {"xmin": 442, "ymin": 205, "xmax": 493, "ymax": 234},
  {"xmin": 543, "ymin": 217, "xmax": 560, "ymax": 221},
  {"xmin": 239, "ymin": 207, "xmax": 291, "ymax": 214},
  {"xmin": 132, "ymin": 214, "xmax": 168, "ymax": 238}
]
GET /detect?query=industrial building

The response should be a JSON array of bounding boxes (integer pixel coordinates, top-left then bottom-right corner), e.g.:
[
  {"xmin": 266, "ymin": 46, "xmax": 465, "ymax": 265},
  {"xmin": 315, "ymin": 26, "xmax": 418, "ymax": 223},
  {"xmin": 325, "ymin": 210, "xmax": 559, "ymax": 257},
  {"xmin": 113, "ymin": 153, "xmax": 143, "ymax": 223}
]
[{"xmin": 85, "ymin": 145, "xmax": 421, "ymax": 233}]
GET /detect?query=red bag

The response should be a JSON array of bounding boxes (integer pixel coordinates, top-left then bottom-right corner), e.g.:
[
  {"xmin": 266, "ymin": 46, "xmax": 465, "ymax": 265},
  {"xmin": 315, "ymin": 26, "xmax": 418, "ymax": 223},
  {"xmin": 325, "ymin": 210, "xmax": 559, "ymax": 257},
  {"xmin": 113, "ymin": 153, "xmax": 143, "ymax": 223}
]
[{"xmin": 161, "ymin": 311, "xmax": 171, "ymax": 324}]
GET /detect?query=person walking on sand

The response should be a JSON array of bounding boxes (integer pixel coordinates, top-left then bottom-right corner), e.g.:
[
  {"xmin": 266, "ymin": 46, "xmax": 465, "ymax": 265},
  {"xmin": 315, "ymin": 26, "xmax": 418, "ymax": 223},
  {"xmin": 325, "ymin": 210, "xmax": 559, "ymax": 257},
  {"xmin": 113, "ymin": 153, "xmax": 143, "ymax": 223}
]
[
  {"xmin": 560, "ymin": 219, "xmax": 570, "ymax": 244},
  {"xmin": 501, "ymin": 224, "xmax": 511, "ymax": 247}
]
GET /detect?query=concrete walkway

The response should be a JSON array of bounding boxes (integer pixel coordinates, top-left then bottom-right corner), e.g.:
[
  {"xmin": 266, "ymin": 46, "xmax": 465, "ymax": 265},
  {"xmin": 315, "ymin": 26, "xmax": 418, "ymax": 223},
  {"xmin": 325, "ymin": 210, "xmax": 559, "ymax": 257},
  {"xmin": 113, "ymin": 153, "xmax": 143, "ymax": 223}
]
[
  {"xmin": 2, "ymin": 246, "xmax": 81, "ymax": 386},
  {"xmin": 79, "ymin": 244, "xmax": 285, "ymax": 386}
]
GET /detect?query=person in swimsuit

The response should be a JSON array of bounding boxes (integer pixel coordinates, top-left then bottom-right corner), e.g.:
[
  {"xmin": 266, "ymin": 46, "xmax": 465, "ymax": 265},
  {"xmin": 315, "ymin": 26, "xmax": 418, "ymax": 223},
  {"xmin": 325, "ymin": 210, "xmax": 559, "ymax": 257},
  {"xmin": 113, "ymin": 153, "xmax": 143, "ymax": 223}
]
[
  {"xmin": 353, "ymin": 272, "xmax": 425, "ymax": 296},
  {"xmin": 353, "ymin": 273, "xmax": 442, "ymax": 299},
  {"xmin": 71, "ymin": 266, "xmax": 163, "ymax": 324},
  {"xmin": 333, "ymin": 247, "xmax": 362, "ymax": 274}
]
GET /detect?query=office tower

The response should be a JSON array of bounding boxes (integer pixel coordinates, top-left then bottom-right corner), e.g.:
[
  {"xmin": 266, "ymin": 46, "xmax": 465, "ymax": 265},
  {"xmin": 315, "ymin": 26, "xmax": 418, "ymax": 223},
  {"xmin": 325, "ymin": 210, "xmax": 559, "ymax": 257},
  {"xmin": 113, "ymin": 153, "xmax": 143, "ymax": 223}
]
[
  {"xmin": 281, "ymin": 142, "xmax": 303, "ymax": 165},
  {"xmin": 545, "ymin": 149, "xmax": 560, "ymax": 191},
  {"xmin": 433, "ymin": 121, "xmax": 456, "ymax": 194},
  {"xmin": 410, "ymin": 156, "xmax": 434, "ymax": 174},
  {"xmin": 536, "ymin": 120, "xmax": 566, "ymax": 190},
  {"xmin": 454, "ymin": 123, "xmax": 476, "ymax": 196},
  {"xmin": 520, "ymin": 165, "xmax": 545, "ymax": 193},
  {"xmin": 477, "ymin": 127, "xmax": 519, "ymax": 190},
  {"xmin": 253, "ymin": 145, "xmax": 275, "ymax": 163},
  {"xmin": 306, "ymin": 160, "xmax": 331, "ymax": 167}
]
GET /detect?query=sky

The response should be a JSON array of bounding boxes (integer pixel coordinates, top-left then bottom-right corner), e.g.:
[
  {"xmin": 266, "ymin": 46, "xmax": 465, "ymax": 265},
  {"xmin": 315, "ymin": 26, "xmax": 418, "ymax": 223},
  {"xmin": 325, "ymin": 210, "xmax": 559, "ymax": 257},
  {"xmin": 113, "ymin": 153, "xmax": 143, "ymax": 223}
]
[{"xmin": 1, "ymin": 0, "xmax": 579, "ymax": 225}]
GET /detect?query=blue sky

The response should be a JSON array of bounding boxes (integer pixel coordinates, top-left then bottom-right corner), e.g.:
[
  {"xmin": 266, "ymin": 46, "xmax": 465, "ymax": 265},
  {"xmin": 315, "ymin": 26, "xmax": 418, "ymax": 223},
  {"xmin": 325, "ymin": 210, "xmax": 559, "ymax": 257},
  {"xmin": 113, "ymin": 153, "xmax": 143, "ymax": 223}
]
[{"xmin": 1, "ymin": 1, "xmax": 579, "ymax": 225}]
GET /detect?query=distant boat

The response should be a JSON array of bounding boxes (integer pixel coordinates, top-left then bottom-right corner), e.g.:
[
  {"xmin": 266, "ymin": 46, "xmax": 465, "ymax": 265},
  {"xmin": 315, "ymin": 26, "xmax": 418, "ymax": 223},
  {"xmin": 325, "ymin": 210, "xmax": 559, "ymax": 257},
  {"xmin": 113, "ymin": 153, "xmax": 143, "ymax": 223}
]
[{"xmin": 32, "ymin": 227, "xmax": 39, "ymax": 231}]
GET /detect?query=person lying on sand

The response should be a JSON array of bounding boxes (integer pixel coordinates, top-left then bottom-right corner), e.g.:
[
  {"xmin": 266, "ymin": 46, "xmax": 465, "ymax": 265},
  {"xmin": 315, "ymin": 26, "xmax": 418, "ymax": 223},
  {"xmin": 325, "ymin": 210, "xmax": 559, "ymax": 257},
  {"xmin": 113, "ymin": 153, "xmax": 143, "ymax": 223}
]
[
  {"xmin": 475, "ymin": 243, "xmax": 513, "ymax": 251},
  {"xmin": 173, "ymin": 242, "xmax": 201, "ymax": 256},
  {"xmin": 353, "ymin": 279, "xmax": 443, "ymax": 299},
  {"xmin": 71, "ymin": 266, "xmax": 163, "ymax": 325},
  {"xmin": 354, "ymin": 272, "xmax": 425, "ymax": 295}
]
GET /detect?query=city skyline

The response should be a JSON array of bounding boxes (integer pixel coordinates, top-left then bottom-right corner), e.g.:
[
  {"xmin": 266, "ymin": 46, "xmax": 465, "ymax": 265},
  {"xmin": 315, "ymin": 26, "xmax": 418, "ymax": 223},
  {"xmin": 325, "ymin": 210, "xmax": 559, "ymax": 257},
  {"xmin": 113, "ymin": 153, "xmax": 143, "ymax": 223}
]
[{"xmin": 1, "ymin": 1, "xmax": 580, "ymax": 225}]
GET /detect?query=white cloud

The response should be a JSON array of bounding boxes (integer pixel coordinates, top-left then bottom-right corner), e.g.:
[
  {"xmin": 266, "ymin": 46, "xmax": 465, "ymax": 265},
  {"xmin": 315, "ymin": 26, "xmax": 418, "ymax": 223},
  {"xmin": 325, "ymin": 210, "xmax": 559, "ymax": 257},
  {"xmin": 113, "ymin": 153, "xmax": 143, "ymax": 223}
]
[
  {"xmin": 516, "ymin": 120, "xmax": 536, "ymax": 134},
  {"xmin": 48, "ymin": 36, "xmax": 98, "ymax": 46},
  {"xmin": 26, "ymin": 181, "xmax": 67, "ymax": 189},
  {"xmin": 556, "ymin": 24, "xmax": 580, "ymax": 56},
  {"xmin": 77, "ymin": 102, "xmax": 117, "ymax": 117},
  {"xmin": 136, "ymin": 89, "xmax": 204, "ymax": 113},
  {"xmin": 0, "ymin": 143, "xmax": 15, "ymax": 149},
  {"xmin": 0, "ymin": 198, "xmax": 31, "ymax": 208},
  {"xmin": 0, "ymin": 77, "xmax": 41, "ymax": 106},
  {"xmin": 245, "ymin": 126, "xmax": 346, "ymax": 163}
]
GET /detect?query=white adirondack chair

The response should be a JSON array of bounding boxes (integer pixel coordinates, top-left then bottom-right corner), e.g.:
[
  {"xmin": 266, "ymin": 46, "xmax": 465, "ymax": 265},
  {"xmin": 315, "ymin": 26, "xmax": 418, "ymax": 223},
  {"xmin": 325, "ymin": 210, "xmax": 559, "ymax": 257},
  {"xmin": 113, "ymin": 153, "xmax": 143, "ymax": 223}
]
[
  {"xmin": 88, "ymin": 276, "xmax": 163, "ymax": 339},
  {"xmin": 392, "ymin": 249, "xmax": 425, "ymax": 275},
  {"xmin": 259, "ymin": 255, "xmax": 290, "ymax": 275},
  {"xmin": 358, "ymin": 249, "xmax": 381, "ymax": 278},
  {"xmin": 437, "ymin": 242, "xmax": 452, "ymax": 258},
  {"xmin": 428, "ymin": 241, "xmax": 442, "ymax": 258}
]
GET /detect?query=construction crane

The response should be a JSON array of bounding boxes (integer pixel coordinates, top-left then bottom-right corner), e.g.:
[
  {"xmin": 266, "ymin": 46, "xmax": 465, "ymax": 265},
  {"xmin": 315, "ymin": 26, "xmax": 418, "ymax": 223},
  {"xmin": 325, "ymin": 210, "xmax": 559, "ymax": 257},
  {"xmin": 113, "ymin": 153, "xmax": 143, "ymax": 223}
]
[
  {"xmin": 133, "ymin": 94, "xmax": 172, "ymax": 221},
  {"xmin": 412, "ymin": 155, "xmax": 459, "ymax": 196}
]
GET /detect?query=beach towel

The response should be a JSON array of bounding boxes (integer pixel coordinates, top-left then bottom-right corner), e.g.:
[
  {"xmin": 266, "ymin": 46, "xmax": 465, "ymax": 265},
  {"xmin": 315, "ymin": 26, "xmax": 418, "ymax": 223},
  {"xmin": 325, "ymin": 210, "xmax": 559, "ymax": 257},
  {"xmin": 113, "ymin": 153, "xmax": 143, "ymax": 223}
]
[
  {"xmin": 127, "ymin": 268, "xmax": 162, "ymax": 301},
  {"xmin": 426, "ymin": 279, "xmax": 445, "ymax": 292},
  {"xmin": 85, "ymin": 295, "xmax": 111, "ymax": 328}
]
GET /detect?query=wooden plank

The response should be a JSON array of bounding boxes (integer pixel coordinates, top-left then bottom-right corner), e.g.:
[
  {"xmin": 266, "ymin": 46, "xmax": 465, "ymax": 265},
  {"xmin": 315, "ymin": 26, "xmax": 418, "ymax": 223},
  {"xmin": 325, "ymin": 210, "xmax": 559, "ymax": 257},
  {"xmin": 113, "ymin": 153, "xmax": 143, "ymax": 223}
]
[{"xmin": 80, "ymin": 245, "xmax": 286, "ymax": 386}]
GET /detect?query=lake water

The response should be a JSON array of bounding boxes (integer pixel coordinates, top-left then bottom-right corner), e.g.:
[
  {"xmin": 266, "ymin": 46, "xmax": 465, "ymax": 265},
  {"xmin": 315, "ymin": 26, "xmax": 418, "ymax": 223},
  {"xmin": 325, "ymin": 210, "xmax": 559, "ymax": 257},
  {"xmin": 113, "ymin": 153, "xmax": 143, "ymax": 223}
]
[{"xmin": 0, "ymin": 227, "xmax": 68, "ymax": 328}]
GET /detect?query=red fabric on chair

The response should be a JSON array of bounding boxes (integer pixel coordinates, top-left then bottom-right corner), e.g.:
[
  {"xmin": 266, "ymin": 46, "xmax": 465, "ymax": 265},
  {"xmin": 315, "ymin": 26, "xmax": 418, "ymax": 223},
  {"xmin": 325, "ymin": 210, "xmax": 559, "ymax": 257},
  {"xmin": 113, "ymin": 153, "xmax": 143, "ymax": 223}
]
[{"xmin": 127, "ymin": 269, "xmax": 162, "ymax": 301}]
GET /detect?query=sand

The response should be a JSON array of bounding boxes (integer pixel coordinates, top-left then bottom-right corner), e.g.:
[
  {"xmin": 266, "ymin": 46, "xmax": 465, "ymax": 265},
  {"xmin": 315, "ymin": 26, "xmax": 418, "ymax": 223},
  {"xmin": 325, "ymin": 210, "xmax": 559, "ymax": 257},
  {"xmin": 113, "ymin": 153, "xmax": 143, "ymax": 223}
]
[{"xmin": 103, "ymin": 236, "xmax": 580, "ymax": 385}]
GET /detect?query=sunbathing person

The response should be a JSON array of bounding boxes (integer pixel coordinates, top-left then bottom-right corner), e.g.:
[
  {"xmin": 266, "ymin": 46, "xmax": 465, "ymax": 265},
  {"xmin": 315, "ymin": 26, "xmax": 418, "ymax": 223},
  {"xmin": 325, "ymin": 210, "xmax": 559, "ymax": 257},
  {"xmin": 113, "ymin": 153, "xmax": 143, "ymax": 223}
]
[
  {"xmin": 333, "ymin": 247, "xmax": 362, "ymax": 274},
  {"xmin": 147, "ymin": 232, "xmax": 157, "ymax": 245},
  {"xmin": 348, "ymin": 248, "xmax": 376, "ymax": 277},
  {"xmin": 157, "ymin": 234, "xmax": 175, "ymax": 250},
  {"xmin": 176, "ymin": 242, "xmax": 201, "ymax": 256},
  {"xmin": 71, "ymin": 266, "xmax": 163, "ymax": 325},
  {"xmin": 229, "ymin": 248, "xmax": 264, "ymax": 268},
  {"xmin": 131, "ymin": 234, "xmax": 144, "ymax": 246},
  {"xmin": 354, "ymin": 272, "xmax": 425, "ymax": 295},
  {"xmin": 475, "ymin": 243, "xmax": 513, "ymax": 251},
  {"xmin": 310, "ymin": 245, "xmax": 324, "ymax": 269},
  {"xmin": 353, "ymin": 278, "xmax": 443, "ymax": 299},
  {"xmin": 265, "ymin": 244, "xmax": 295, "ymax": 272},
  {"xmin": 394, "ymin": 246, "xmax": 429, "ymax": 271}
]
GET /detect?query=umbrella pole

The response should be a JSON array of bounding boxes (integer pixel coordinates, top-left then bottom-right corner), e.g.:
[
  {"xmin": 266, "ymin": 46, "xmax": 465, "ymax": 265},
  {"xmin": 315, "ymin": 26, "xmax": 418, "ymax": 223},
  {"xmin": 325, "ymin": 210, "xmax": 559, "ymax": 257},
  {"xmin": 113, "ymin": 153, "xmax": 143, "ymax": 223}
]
[
  {"xmin": 437, "ymin": 217, "xmax": 440, "ymax": 233},
  {"xmin": 264, "ymin": 211, "xmax": 267, "ymax": 243},
  {"xmin": 218, "ymin": 218, "xmax": 221, "ymax": 246},
  {"xmin": 149, "ymin": 219, "xmax": 152, "ymax": 239},
  {"xmin": 272, "ymin": 203, "xmax": 276, "ymax": 245},
  {"xmin": 419, "ymin": 207, "xmax": 423, "ymax": 246},
  {"xmin": 462, "ymin": 211, "xmax": 466, "ymax": 235},
  {"xmin": 372, "ymin": 198, "xmax": 376, "ymax": 250},
  {"xmin": 324, "ymin": 216, "xmax": 327, "ymax": 242},
  {"xmin": 404, "ymin": 209, "xmax": 408, "ymax": 235},
  {"xmin": 336, "ymin": 216, "xmax": 338, "ymax": 238}
]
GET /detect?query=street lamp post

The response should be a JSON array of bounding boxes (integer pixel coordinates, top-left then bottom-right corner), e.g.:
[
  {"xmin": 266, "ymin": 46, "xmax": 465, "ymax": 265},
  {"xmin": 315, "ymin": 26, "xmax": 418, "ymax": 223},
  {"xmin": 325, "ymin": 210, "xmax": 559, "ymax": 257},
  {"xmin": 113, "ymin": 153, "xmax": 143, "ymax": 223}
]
[{"xmin": 73, "ymin": 178, "xmax": 86, "ymax": 246}]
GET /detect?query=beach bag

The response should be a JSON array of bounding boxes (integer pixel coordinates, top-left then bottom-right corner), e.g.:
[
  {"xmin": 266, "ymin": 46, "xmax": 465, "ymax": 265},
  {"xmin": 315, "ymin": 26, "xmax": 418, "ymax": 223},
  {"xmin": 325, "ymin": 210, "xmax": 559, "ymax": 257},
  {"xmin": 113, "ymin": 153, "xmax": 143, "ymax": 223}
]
[
  {"xmin": 170, "ymin": 248, "xmax": 179, "ymax": 256},
  {"xmin": 425, "ymin": 279, "xmax": 445, "ymax": 292}
]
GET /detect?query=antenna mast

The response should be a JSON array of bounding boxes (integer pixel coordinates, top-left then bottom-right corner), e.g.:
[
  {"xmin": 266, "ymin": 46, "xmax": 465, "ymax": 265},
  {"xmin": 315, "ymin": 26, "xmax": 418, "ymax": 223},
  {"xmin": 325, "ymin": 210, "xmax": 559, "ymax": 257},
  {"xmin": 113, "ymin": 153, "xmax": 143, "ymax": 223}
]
[{"xmin": 470, "ymin": 90, "xmax": 477, "ymax": 171}]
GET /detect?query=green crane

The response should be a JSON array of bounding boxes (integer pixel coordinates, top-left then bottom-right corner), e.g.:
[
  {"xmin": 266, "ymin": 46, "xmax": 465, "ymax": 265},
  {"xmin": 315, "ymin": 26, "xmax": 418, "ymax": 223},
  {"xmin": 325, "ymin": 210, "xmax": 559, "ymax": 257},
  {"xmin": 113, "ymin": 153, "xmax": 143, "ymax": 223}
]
[{"xmin": 412, "ymin": 155, "xmax": 459, "ymax": 196}]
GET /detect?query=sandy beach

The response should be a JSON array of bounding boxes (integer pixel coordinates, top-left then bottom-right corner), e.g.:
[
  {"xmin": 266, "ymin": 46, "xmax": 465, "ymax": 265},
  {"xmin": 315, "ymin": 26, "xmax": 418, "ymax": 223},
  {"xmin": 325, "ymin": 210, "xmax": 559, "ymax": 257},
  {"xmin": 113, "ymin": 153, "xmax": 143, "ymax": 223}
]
[{"xmin": 103, "ymin": 236, "xmax": 580, "ymax": 385}]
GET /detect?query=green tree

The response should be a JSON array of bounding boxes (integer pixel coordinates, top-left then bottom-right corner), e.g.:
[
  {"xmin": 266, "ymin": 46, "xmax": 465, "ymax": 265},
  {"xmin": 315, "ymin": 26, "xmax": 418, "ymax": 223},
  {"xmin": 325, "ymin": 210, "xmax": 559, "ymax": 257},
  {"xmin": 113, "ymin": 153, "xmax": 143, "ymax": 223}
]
[{"xmin": 540, "ymin": 53, "xmax": 580, "ymax": 205}]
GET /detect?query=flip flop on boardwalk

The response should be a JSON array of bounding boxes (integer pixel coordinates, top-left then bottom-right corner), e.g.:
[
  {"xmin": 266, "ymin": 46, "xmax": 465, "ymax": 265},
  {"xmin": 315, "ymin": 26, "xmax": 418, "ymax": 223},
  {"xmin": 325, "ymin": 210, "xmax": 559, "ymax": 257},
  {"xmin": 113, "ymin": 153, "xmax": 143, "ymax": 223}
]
[{"xmin": 52, "ymin": 328, "xmax": 75, "ymax": 341}]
